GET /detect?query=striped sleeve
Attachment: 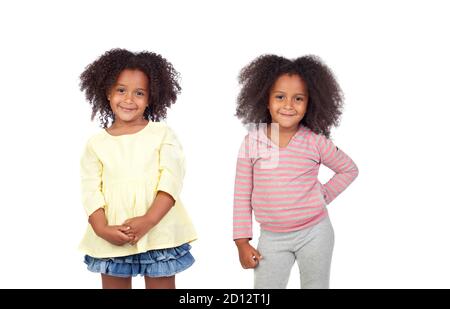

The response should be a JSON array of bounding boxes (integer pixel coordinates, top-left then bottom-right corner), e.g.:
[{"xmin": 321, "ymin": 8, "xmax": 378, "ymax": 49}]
[
  {"xmin": 316, "ymin": 134, "xmax": 359, "ymax": 205},
  {"xmin": 233, "ymin": 135, "xmax": 254, "ymax": 240}
]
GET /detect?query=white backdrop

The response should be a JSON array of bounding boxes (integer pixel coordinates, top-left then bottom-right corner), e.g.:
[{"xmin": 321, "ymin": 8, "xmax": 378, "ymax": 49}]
[{"xmin": 1, "ymin": 0, "xmax": 449, "ymax": 288}]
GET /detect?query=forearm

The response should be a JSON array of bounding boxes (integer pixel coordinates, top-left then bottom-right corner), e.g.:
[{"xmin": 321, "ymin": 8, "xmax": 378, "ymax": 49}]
[
  {"xmin": 323, "ymin": 164, "xmax": 358, "ymax": 204},
  {"xmin": 88, "ymin": 208, "xmax": 108, "ymax": 235},
  {"xmin": 320, "ymin": 138, "xmax": 359, "ymax": 204},
  {"xmin": 144, "ymin": 191, "xmax": 175, "ymax": 227},
  {"xmin": 233, "ymin": 156, "xmax": 254, "ymax": 240}
]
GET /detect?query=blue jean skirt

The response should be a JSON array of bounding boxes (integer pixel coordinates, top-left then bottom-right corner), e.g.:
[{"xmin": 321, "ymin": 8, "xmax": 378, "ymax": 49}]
[{"xmin": 84, "ymin": 243, "xmax": 194, "ymax": 278}]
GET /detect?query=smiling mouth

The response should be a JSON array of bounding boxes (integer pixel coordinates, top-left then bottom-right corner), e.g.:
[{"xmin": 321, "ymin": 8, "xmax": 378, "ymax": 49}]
[
  {"xmin": 119, "ymin": 106, "xmax": 136, "ymax": 112},
  {"xmin": 279, "ymin": 113, "xmax": 296, "ymax": 117}
]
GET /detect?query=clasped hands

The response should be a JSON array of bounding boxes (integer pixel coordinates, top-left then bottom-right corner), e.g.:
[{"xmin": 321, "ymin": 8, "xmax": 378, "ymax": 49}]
[{"xmin": 98, "ymin": 215, "xmax": 154, "ymax": 246}]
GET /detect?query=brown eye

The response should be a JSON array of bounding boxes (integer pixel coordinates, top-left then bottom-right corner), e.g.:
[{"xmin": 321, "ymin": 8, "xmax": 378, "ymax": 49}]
[{"xmin": 295, "ymin": 96, "xmax": 303, "ymax": 102}]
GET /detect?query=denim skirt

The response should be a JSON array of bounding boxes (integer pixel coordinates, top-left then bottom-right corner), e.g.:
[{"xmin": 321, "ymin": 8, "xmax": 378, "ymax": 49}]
[{"xmin": 84, "ymin": 243, "xmax": 194, "ymax": 278}]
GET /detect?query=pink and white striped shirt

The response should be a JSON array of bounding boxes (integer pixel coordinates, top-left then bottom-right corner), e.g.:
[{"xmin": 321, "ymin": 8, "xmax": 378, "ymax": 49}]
[{"xmin": 233, "ymin": 124, "xmax": 358, "ymax": 240}]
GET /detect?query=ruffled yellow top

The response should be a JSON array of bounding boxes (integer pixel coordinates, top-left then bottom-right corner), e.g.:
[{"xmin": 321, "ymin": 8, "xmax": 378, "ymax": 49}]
[{"xmin": 78, "ymin": 122, "xmax": 197, "ymax": 258}]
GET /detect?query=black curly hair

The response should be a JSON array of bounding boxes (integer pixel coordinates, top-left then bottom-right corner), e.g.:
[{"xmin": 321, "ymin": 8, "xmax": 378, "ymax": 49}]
[
  {"xmin": 80, "ymin": 48, "xmax": 181, "ymax": 128},
  {"xmin": 236, "ymin": 54, "xmax": 344, "ymax": 138}
]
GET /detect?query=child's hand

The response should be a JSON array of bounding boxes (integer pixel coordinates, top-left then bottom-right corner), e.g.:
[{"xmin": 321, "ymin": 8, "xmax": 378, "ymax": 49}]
[
  {"xmin": 98, "ymin": 225, "xmax": 135, "ymax": 246},
  {"xmin": 122, "ymin": 216, "xmax": 153, "ymax": 245},
  {"xmin": 235, "ymin": 239, "xmax": 262, "ymax": 269}
]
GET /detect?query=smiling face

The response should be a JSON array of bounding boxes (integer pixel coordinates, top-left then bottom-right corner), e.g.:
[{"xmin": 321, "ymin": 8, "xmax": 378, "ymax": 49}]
[
  {"xmin": 107, "ymin": 69, "xmax": 149, "ymax": 125},
  {"xmin": 268, "ymin": 74, "xmax": 308, "ymax": 132}
]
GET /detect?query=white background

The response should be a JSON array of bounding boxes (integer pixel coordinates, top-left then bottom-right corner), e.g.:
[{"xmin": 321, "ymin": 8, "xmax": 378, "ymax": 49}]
[{"xmin": 1, "ymin": 0, "xmax": 449, "ymax": 288}]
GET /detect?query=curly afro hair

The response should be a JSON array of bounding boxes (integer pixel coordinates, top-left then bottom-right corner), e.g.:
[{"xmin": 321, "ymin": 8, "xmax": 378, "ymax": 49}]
[
  {"xmin": 236, "ymin": 54, "xmax": 344, "ymax": 138},
  {"xmin": 80, "ymin": 48, "xmax": 181, "ymax": 128}
]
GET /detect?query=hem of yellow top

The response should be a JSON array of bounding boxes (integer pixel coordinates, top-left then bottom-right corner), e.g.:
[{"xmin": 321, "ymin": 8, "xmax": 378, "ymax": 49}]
[{"xmin": 78, "ymin": 236, "xmax": 198, "ymax": 259}]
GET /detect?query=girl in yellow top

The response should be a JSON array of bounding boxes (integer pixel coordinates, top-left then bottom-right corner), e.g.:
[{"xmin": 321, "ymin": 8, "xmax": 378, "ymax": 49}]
[{"xmin": 79, "ymin": 49, "xmax": 197, "ymax": 289}]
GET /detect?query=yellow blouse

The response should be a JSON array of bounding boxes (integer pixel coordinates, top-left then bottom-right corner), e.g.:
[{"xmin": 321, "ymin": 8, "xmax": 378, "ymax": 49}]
[{"xmin": 78, "ymin": 121, "xmax": 197, "ymax": 258}]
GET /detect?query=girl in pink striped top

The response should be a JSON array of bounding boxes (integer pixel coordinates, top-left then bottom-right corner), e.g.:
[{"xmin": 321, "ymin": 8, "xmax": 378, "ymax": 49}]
[{"xmin": 233, "ymin": 55, "xmax": 358, "ymax": 288}]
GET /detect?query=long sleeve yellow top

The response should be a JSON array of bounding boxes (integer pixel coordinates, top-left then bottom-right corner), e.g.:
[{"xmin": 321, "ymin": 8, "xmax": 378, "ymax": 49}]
[{"xmin": 78, "ymin": 121, "xmax": 197, "ymax": 258}]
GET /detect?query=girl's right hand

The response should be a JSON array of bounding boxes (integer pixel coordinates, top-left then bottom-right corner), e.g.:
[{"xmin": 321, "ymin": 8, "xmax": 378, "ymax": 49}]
[
  {"xmin": 97, "ymin": 225, "xmax": 134, "ymax": 246},
  {"xmin": 235, "ymin": 240, "xmax": 262, "ymax": 269}
]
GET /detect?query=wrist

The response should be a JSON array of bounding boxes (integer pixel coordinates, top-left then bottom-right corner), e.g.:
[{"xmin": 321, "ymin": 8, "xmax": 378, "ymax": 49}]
[
  {"xmin": 234, "ymin": 238, "xmax": 250, "ymax": 247},
  {"xmin": 143, "ymin": 213, "xmax": 157, "ymax": 230}
]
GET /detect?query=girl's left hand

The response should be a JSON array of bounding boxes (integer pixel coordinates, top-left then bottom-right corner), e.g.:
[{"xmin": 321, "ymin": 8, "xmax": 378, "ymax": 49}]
[{"xmin": 122, "ymin": 216, "xmax": 153, "ymax": 245}]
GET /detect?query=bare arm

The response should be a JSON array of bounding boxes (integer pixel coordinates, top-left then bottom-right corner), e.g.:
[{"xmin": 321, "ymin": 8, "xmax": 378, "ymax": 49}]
[
  {"xmin": 123, "ymin": 191, "xmax": 175, "ymax": 245},
  {"xmin": 88, "ymin": 208, "xmax": 107, "ymax": 233},
  {"xmin": 145, "ymin": 191, "xmax": 175, "ymax": 226},
  {"xmin": 89, "ymin": 208, "xmax": 133, "ymax": 246}
]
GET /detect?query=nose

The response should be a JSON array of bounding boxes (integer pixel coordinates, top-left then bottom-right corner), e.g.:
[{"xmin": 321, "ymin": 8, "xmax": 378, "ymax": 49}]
[
  {"xmin": 283, "ymin": 99, "xmax": 294, "ymax": 109},
  {"xmin": 124, "ymin": 91, "xmax": 133, "ymax": 103}
]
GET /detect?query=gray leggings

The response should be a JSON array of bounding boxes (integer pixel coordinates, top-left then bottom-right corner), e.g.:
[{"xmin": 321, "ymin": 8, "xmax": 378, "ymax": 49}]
[{"xmin": 254, "ymin": 215, "xmax": 334, "ymax": 289}]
